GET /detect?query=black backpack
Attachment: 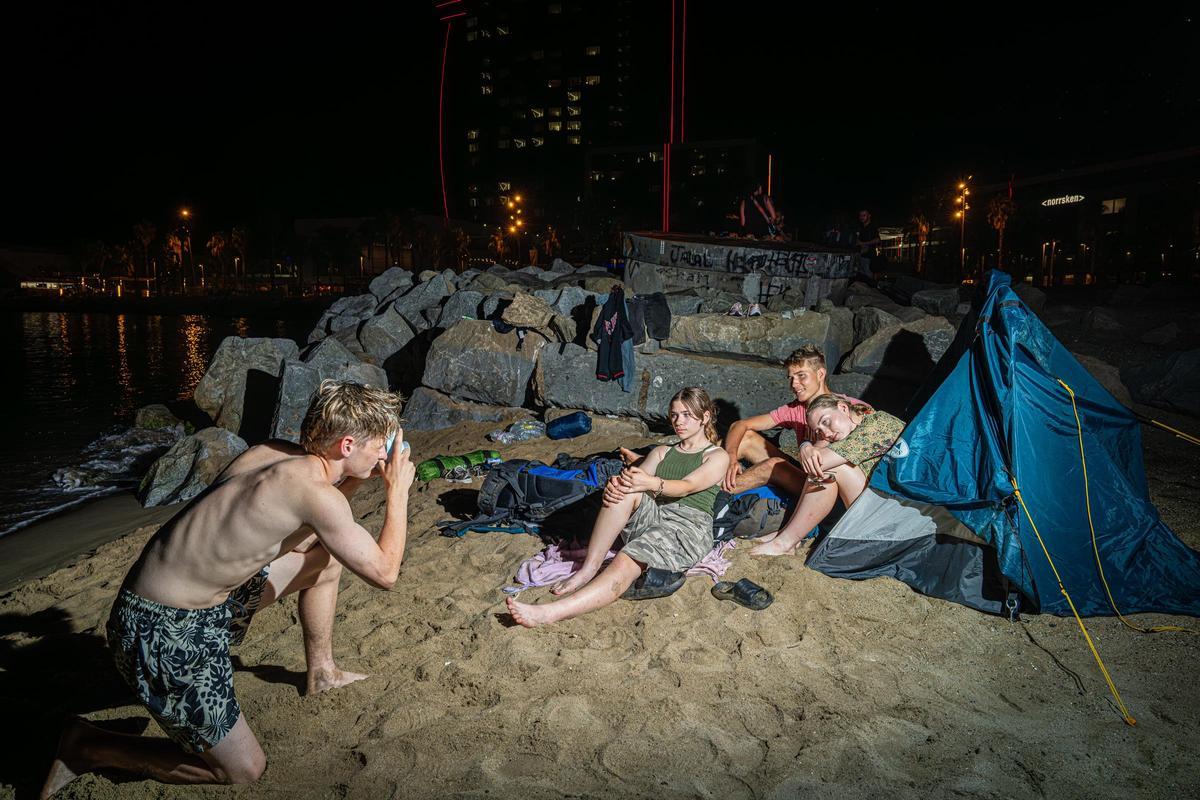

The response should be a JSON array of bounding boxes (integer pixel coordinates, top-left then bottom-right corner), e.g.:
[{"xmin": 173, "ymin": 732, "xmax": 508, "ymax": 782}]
[{"xmin": 438, "ymin": 454, "xmax": 624, "ymax": 537}]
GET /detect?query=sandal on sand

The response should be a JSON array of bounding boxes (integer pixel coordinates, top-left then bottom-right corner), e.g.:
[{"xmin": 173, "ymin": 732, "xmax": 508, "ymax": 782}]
[
  {"xmin": 622, "ymin": 568, "xmax": 687, "ymax": 600},
  {"xmin": 711, "ymin": 578, "xmax": 773, "ymax": 610}
]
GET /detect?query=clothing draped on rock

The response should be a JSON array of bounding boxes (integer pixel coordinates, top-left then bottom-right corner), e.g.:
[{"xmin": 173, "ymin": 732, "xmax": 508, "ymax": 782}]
[
  {"xmin": 626, "ymin": 292, "xmax": 672, "ymax": 344},
  {"xmin": 593, "ymin": 286, "xmax": 635, "ymax": 392}
]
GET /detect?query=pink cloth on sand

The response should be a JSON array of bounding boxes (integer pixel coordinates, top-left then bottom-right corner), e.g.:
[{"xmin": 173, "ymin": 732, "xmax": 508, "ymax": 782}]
[{"xmin": 504, "ymin": 540, "xmax": 737, "ymax": 594}]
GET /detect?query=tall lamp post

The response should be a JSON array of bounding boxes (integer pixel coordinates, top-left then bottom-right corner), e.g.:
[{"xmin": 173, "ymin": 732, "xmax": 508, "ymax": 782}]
[
  {"xmin": 180, "ymin": 208, "xmax": 195, "ymax": 290},
  {"xmin": 506, "ymin": 194, "xmax": 526, "ymax": 263},
  {"xmin": 953, "ymin": 177, "xmax": 971, "ymax": 279}
]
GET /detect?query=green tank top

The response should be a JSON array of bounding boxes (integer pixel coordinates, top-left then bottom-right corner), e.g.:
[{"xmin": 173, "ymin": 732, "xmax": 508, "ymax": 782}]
[{"xmin": 655, "ymin": 444, "xmax": 720, "ymax": 516}]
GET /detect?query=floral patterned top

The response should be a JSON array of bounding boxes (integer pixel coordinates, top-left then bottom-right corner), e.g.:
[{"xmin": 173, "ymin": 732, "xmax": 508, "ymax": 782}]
[{"xmin": 829, "ymin": 410, "xmax": 906, "ymax": 481}]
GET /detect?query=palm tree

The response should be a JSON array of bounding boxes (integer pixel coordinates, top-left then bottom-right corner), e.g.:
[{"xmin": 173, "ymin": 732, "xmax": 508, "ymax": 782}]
[
  {"xmin": 987, "ymin": 195, "xmax": 1017, "ymax": 269},
  {"xmin": 131, "ymin": 221, "xmax": 156, "ymax": 284},
  {"xmin": 207, "ymin": 232, "xmax": 228, "ymax": 289},
  {"xmin": 489, "ymin": 229, "xmax": 507, "ymax": 263},
  {"xmin": 164, "ymin": 233, "xmax": 183, "ymax": 292},
  {"xmin": 910, "ymin": 213, "xmax": 931, "ymax": 274},
  {"xmin": 230, "ymin": 227, "xmax": 248, "ymax": 290}
]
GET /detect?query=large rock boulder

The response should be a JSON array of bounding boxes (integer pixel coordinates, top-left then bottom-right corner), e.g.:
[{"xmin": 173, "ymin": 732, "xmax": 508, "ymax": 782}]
[
  {"xmin": 1012, "ymin": 282, "xmax": 1047, "ymax": 316},
  {"xmin": 1083, "ymin": 308, "xmax": 1123, "ymax": 334},
  {"xmin": 390, "ymin": 273, "xmax": 451, "ymax": 332},
  {"xmin": 1141, "ymin": 322, "xmax": 1181, "ymax": 347},
  {"xmin": 910, "ymin": 287, "xmax": 962, "ymax": 316},
  {"xmin": 1122, "ymin": 349, "xmax": 1200, "ymax": 417},
  {"xmin": 536, "ymin": 345, "xmax": 789, "ymax": 422},
  {"xmin": 581, "ymin": 275, "xmax": 623, "ymax": 293},
  {"xmin": 369, "ymin": 267, "xmax": 415, "ymax": 304},
  {"xmin": 826, "ymin": 373, "xmax": 918, "ymax": 416},
  {"xmin": 270, "ymin": 346, "xmax": 389, "ymax": 443},
  {"xmin": 854, "ymin": 306, "xmax": 902, "ymax": 345},
  {"xmin": 667, "ymin": 311, "xmax": 848, "ymax": 367},
  {"xmin": 436, "ymin": 289, "xmax": 485, "ymax": 328},
  {"xmin": 841, "ymin": 316, "xmax": 955, "ymax": 384},
  {"xmin": 138, "ymin": 427, "xmax": 248, "ymax": 507},
  {"xmin": 194, "ymin": 337, "xmax": 298, "ymax": 436},
  {"xmin": 663, "ymin": 291, "xmax": 704, "ymax": 317},
  {"xmin": 1072, "ymin": 353, "xmax": 1133, "ymax": 406},
  {"xmin": 134, "ymin": 404, "xmax": 183, "ymax": 430},
  {"xmin": 422, "ymin": 319, "xmax": 547, "ymax": 407},
  {"xmin": 359, "ymin": 305, "xmax": 417, "ymax": 363},
  {"xmin": 402, "ymin": 387, "xmax": 530, "ymax": 432}
]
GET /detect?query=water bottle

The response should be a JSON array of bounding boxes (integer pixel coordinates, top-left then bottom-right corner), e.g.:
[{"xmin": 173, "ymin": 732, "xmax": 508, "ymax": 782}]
[{"xmin": 546, "ymin": 411, "xmax": 592, "ymax": 440}]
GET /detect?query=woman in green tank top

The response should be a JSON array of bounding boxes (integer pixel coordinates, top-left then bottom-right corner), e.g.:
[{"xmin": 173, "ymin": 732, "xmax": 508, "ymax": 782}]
[{"xmin": 507, "ymin": 388, "xmax": 730, "ymax": 628}]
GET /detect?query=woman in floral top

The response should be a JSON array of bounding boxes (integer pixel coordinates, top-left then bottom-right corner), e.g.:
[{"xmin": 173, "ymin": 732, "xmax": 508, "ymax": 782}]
[{"xmin": 751, "ymin": 394, "xmax": 905, "ymax": 556}]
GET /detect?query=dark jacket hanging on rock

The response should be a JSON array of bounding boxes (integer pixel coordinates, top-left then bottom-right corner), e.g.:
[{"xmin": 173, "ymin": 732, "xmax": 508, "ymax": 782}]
[{"xmin": 593, "ymin": 286, "xmax": 635, "ymax": 391}]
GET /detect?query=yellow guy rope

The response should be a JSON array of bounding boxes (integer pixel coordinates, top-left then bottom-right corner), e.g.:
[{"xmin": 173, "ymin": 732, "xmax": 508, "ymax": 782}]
[
  {"xmin": 1010, "ymin": 479, "xmax": 1137, "ymax": 726},
  {"xmin": 1058, "ymin": 379, "xmax": 1196, "ymax": 636}
]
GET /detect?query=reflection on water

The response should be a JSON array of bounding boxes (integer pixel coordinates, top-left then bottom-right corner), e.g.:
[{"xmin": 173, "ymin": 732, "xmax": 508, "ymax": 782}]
[{"xmin": 0, "ymin": 310, "xmax": 314, "ymax": 534}]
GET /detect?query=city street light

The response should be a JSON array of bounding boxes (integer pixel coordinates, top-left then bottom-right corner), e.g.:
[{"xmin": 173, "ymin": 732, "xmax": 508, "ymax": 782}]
[{"xmin": 955, "ymin": 177, "xmax": 972, "ymax": 277}]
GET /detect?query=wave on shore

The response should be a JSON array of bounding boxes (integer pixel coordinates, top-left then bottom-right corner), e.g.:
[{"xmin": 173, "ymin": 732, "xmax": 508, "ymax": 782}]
[{"xmin": 1, "ymin": 424, "xmax": 183, "ymax": 538}]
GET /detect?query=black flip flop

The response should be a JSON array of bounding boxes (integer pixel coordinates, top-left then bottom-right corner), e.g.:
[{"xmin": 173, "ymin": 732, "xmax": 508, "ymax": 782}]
[
  {"xmin": 711, "ymin": 578, "xmax": 773, "ymax": 610},
  {"xmin": 621, "ymin": 568, "xmax": 687, "ymax": 600}
]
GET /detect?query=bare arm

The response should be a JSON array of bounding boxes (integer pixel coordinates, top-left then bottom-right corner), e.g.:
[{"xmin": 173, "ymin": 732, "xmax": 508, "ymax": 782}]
[
  {"xmin": 723, "ymin": 413, "xmax": 779, "ymax": 490},
  {"xmin": 624, "ymin": 448, "xmax": 729, "ymax": 498},
  {"xmin": 306, "ymin": 434, "xmax": 415, "ymax": 589}
]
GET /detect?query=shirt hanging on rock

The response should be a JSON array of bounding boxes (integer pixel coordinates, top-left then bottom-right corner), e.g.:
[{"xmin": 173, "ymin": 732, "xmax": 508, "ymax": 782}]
[{"xmin": 593, "ymin": 287, "xmax": 635, "ymax": 392}]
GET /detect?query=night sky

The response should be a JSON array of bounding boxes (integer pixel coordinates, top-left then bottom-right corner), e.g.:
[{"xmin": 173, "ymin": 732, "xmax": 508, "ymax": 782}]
[{"xmin": 3, "ymin": 2, "xmax": 1197, "ymax": 248}]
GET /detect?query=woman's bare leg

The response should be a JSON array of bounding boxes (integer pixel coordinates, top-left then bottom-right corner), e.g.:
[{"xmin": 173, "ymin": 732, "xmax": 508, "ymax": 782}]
[
  {"xmin": 552, "ymin": 491, "xmax": 642, "ymax": 596},
  {"xmin": 751, "ymin": 463, "xmax": 866, "ymax": 556},
  {"xmin": 508, "ymin": 553, "xmax": 643, "ymax": 627}
]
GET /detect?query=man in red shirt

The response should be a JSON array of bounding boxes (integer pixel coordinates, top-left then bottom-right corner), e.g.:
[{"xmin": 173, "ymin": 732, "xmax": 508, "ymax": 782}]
[{"xmin": 721, "ymin": 345, "xmax": 857, "ymax": 497}]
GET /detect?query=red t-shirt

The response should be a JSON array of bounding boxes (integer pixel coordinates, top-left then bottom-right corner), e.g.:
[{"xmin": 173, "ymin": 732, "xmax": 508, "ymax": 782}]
[{"xmin": 769, "ymin": 395, "xmax": 867, "ymax": 440}]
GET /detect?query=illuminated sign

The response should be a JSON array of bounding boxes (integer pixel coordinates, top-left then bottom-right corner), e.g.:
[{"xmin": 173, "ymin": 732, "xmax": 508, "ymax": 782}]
[{"xmin": 1041, "ymin": 194, "xmax": 1085, "ymax": 207}]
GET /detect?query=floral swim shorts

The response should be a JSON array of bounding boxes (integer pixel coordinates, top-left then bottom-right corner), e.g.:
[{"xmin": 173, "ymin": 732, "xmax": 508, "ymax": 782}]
[{"xmin": 105, "ymin": 567, "xmax": 269, "ymax": 753}]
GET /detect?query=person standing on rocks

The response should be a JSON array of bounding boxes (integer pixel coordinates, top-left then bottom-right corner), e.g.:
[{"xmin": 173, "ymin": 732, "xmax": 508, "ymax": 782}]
[
  {"xmin": 721, "ymin": 345, "xmax": 850, "ymax": 498},
  {"xmin": 41, "ymin": 380, "xmax": 415, "ymax": 796}
]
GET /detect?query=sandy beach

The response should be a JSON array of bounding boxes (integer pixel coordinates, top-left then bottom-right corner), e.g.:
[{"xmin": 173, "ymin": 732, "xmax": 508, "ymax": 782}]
[{"xmin": 2, "ymin": 406, "xmax": 1199, "ymax": 800}]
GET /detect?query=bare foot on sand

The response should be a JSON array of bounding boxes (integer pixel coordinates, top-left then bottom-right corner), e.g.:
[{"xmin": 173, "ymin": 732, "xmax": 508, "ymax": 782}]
[
  {"xmin": 551, "ymin": 566, "xmax": 596, "ymax": 596},
  {"xmin": 306, "ymin": 667, "xmax": 369, "ymax": 696},
  {"xmin": 750, "ymin": 537, "xmax": 798, "ymax": 556},
  {"xmin": 40, "ymin": 716, "xmax": 90, "ymax": 799},
  {"xmin": 506, "ymin": 596, "xmax": 559, "ymax": 628}
]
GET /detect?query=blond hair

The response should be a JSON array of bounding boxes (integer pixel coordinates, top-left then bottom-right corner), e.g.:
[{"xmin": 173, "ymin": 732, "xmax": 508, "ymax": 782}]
[
  {"xmin": 784, "ymin": 345, "xmax": 826, "ymax": 372},
  {"xmin": 299, "ymin": 380, "xmax": 403, "ymax": 454},
  {"xmin": 670, "ymin": 386, "xmax": 720, "ymax": 445},
  {"xmin": 805, "ymin": 393, "xmax": 872, "ymax": 418}
]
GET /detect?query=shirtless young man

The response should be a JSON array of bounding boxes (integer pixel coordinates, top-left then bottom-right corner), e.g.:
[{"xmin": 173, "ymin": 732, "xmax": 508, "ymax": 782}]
[
  {"xmin": 41, "ymin": 380, "xmax": 416, "ymax": 797},
  {"xmin": 721, "ymin": 345, "xmax": 837, "ymax": 498}
]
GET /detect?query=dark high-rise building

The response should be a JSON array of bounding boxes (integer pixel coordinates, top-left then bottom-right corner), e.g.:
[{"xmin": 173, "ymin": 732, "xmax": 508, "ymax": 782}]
[{"xmin": 434, "ymin": 1, "xmax": 669, "ymax": 245}]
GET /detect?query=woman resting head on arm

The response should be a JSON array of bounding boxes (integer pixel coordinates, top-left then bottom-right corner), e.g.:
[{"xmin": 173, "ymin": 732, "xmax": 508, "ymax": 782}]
[
  {"xmin": 750, "ymin": 393, "xmax": 906, "ymax": 556},
  {"xmin": 506, "ymin": 387, "xmax": 730, "ymax": 627}
]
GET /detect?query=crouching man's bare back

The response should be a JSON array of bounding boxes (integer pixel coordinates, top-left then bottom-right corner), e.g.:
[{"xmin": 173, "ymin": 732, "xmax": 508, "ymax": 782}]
[{"xmin": 41, "ymin": 381, "xmax": 415, "ymax": 797}]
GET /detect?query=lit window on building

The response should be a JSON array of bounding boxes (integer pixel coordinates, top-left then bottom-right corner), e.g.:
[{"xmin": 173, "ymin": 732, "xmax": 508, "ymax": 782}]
[
  {"xmin": 567, "ymin": 105, "xmax": 581, "ymax": 116},
  {"xmin": 481, "ymin": 29, "xmax": 492, "ymax": 38},
  {"xmin": 548, "ymin": 121, "xmax": 562, "ymax": 131},
  {"xmin": 468, "ymin": 184, "xmax": 479, "ymax": 193},
  {"xmin": 466, "ymin": 31, "xmax": 477, "ymax": 41},
  {"xmin": 532, "ymin": 137, "xmax": 544, "ymax": 147},
  {"xmin": 586, "ymin": 45, "xmax": 601, "ymax": 56},
  {"xmin": 481, "ymin": 85, "xmax": 493, "ymax": 95},
  {"xmin": 609, "ymin": 120, "xmax": 623, "ymax": 128},
  {"xmin": 513, "ymin": 109, "xmax": 526, "ymax": 119},
  {"xmin": 1101, "ymin": 197, "xmax": 1127, "ymax": 214},
  {"xmin": 567, "ymin": 135, "xmax": 581, "ymax": 145},
  {"xmin": 547, "ymin": 79, "xmax": 561, "ymax": 88},
  {"xmin": 590, "ymin": 171, "xmax": 603, "ymax": 181},
  {"xmin": 585, "ymin": 75, "xmax": 601, "ymax": 86},
  {"xmin": 468, "ymin": 143, "xmax": 480, "ymax": 153},
  {"xmin": 514, "ymin": 138, "xmax": 527, "ymax": 148},
  {"xmin": 466, "ymin": 17, "xmax": 477, "ymax": 27},
  {"xmin": 567, "ymin": 91, "xmax": 581, "ymax": 102},
  {"xmin": 497, "ymin": 25, "xmax": 510, "ymax": 35},
  {"xmin": 480, "ymin": 71, "xmax": 492, "ymax": 81},
  {"xmin": 466, "ymin": 130, "xmax": 479, "ymax": 140},
  {"xmin": 469, "ymin": 198, "xmax": 479, "ymax": 207},
  {"xmin": 649, "ymin": 150, "xmax": 661, "ymax": 162},
  {"xmin": 566, "ymin": 120, "xmax": 581, "ymax": 130},
  {"xmin": 530, "ymin": 107, "xmax": 544, "ymax": 118},
  {"xmin": 568, "ymin": 78, "xmax": 582, "ymax": 88},
  {"xmin": 549, "ymin": 107, "xmax": 562, "ymax": 118},
  {"xmin": 690, "ymin": 165, "xmax": 706, "ymax": 176},
  {"xmin": 497, "ymin": 140, "xmax": 510, "ymax": 149}
]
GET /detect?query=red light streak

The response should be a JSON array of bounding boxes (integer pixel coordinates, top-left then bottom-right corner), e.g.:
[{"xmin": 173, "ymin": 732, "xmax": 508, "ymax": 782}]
[
  {"xmin": 439, "ymin": 11, "xmax": 466, "ymax": 21},
  {"xmin": 680, "ymin": 0, "xmax": 686, "ymax": 143},
  {"xmin": 439, "ymin": 21, "xmax": 452, "ymax": 219},
  {"xmin": 434, "ymin": 0, "xmax": 461, "ymax": 7}
]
